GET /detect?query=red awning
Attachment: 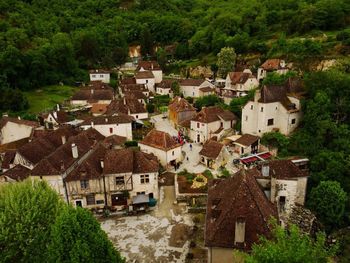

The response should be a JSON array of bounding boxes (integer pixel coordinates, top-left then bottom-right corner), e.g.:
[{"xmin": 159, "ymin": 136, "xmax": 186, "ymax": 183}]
[
  {"xmin": 258, "ymin": 152, "xmax": 272, "ymax": 160},
  {"xmin": 241, "ymin": 156, "xmax": 258, "ymax": 164}
]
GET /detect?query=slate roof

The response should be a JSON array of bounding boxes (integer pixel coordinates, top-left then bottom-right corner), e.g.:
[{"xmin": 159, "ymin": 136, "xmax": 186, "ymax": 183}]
[
  {"xmin": 31, "ymin": 129, "xmax": 104, "ymax": 176},
  {"xmin": 2, "ymin": 164, "xmax": 30, "ymax": 181},
  {"xmin": 103, "ymin": 148, "xmax": 159, "ymax": 174},
  {"xmin": 168, "ymin": 97, "xmax": 196, "ymax": 113},
  {"xmin": 80, "ymin": 113, "xmax": 134, "ymax": 126},
  {"xmin": 140, "ymin": 129, "xmax": 181, "ymax": 151},
  {"xmin": 135, "ymin": 70, "xmax": 154, "ymax": 79},
  {"xmin": 234, "ymin": 134, "xmax": 260, "ymax": 147},
  {"xmin": 106, "ymin": 99, "xmax": 146, "ymax": 115},
  {"xmin": 0, "ymin": 117, "xmax": 39, "ymax": 130},
  {"xmin": 205, "ymin": 169, "xmax": 278, "ymax": 250},
  {"xmin": 192, "ymin": 106, "xmax": 237, "ymax": 123},
  {"xmin": 228, "ymin": 72, "xmax": 251, "ymax": 84},
  {"xmin": 137, "ymin": 61, "xmax": 161, "ymax": 71},
  {"xmin": 199, "ymin": 140, "xmax": 224, "ymax": 159},
  {"xmin": 180, "ymin": 79, "xmax": 205, "ymax": 86},
  {"xmin": 258, "ymin": 85, "xmax": 298, "ymax": 111}
]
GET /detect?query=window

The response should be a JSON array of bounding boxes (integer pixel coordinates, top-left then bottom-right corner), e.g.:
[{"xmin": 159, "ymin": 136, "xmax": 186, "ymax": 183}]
[
  {"xmin": 80, "ymin": 180, "xmax": 89, "ymax": 189},
  {"xmin": 96, "ymin": 200, "xmax": 104, "ymax": 205},
  {"xmin": 279, "ymin": 196, "xmax": 286, "ymax": 212},
  {"xmin": 197, "ymin": 123, "xmax": 200, "ymax": 128},
  {"xmin": 115, "ymin": 176, "xmax": 125, "ymax": 185},
  {"xmin": 172, "ymin": 151, "xmax": 174, "ymax": 156},
  {"xmin": 250, "ymin": 105, "xmax": 253, "ymax": 110},
  {"xmin": 146, "ymin": 80, "xmax": 148, "ymax": 83},
  {"xmin": 92, "ymin": 74, "xmax": 96, "ymax": 78},
  {"xmin": 245, "ymin": 116, "xmax": 248, "ymax": 121},
  {"xmin": 291, "ymin": 118, "xmax": 296, "ymax": 124},
  {"xmin": 137, "ymin": 191, "xmax": 146, "ymax": 195},
  {"xmin": 260, "ymin": 107, "xmax": 263, "ymax": 112},
  {"xmin": 140, "ymin": 174, "xmax": 150, "ymax": 184},
  {"xmin": 100, "ymin": 74, "xmax": 104, "ymax": 78},
  {"xmin": 136, "ymin": 115, "xmax": 138, "ymax": 119},
  {"xmin": 109, "ymin": 127, "xmax": 113, "ymax": 134},
  {"xmin": 86, "ymin": 194, "xmax": 95, "ymax": 206},
  {"xmin": 267, "ymin": 118, "xmax": 274, "ymax": 126}
]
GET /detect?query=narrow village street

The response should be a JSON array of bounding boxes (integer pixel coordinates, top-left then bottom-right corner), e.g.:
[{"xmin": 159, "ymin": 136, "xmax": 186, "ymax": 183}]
[{"xmin": 101, "ymin": 184, "xmax": 194, "ymax": 263}]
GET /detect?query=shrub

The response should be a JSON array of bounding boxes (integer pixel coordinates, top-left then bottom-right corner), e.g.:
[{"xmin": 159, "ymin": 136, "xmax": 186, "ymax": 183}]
[
  {"xmin": 146, "ymin": 103, "xmax": 155, "ymax": 113},
  {"xmin": 203, "ymin": 169, "xmax": 213, "ymax": 179},
  {"xmin": 125, "ymin": 140, "xmax": 138, "ymax": 147}
]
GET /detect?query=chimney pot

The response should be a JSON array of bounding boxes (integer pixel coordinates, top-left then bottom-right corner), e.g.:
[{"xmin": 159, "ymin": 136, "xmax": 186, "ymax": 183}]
[
  {"xmin": 57, "ymin": 104, "xmax": 60, "ymax": 111},
  {"xmin": 53, "ymin": 111, "xmax": 58, "ymax": 119},
  {"xmin": 100, "ymin": 159, "xmax": 104, "ymax": 169},
  {"xmin": 91, "ymin": 89, "xmax": 94, "ymax": 95},
  {"xmin": 105, "ymin": 118, "xmax": 108, "ymax": 123},
  {"xmin": 91, "ymin": 121, "xmax": 94, "ymax": 128},
  {"xmin": 61, "ymin": 135, "xmax": 66, "ymax": 145},
  {"xmin": 71, "ymin": 143, "xmax": 78, "ymax": 159}
]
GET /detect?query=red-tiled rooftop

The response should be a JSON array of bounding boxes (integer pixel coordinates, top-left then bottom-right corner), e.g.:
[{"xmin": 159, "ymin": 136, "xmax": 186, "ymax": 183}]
[
  {"xmin": 228, "ymin": 72, "xmax": 251, "ymax": 84},
  {"xmin": 135, "ymin": 70, "xmax": 154, "ymax": 79},
  {"xmin": 137, "ymin": 61, "xmax": 161, "ymax": 71},
  {"xmin": 199, "ymin": 140, "xmax": 224, "ymax": 159},
  {"xmin": 180, "ymin": 79, "xmax": 205, "ymax": 86},
  {"xmin": 168, "ymin": 97, "xmax": 196, "ymax": 113},
  {"xmin": 2, "ymin": 164, "xmax": 30, "ymax": 182},
  {"xmin": 234, "ymin": 134, "xmax": 260, "ymax": 147},
  {"xmin": 192, "ymin": 106, "xmax": 237, "ymax": 123},
  {"xmin": 140, "ymin": 129, "xmax": 181, "ymax": 151}
]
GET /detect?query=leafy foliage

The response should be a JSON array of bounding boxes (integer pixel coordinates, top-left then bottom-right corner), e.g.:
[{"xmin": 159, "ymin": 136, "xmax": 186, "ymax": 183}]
[
  {"xmin": 246, "ymin": 220, "xmax": 338, "ymax": 263},
  {"xmin": 217, "ymin": 47, "xmax": 236, "ymax": 77},
  {"xmin": 308, "ymin": 181, "xmax": 347, "ymax": 231},
  {"xmin": 261, "ymin": 131, "xmax": 290, "ymax": 156},
  {"xmin": 194, "ymin": 95, "xmax": 222, "ymax": 110}
]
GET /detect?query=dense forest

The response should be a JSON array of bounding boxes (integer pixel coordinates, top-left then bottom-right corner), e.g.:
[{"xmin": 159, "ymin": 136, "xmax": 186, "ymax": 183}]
[{"xmin": 0, "ymin": 0, "xmax": 349, "ymax": 95}]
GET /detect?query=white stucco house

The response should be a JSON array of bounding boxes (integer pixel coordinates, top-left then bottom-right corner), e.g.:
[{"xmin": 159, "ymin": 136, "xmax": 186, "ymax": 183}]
[
  {"xmin": 89, "ymin": 69, "xmax": 110, "ymax": 83},
  {"xmin": 106, "ymin": 99, "xmax": 148, "ymax": 120},
  {"xmin": 70, "ymin": 88, "xmax": 114, "ymax": 106},
  {"xmin": 179, "ymin": 79, "xmax": 215, "ymax": 98},
  {"xmin": 241, "ymin": 80, "xmax": 304, "ymax": 136},
  {"xmin": 80, "ymin": 114, "xmax": 134, "ymax": 140},
  {"xmin": 0, "ymin": 117, "xmax": 38, "ymax": 145},
  {"xmin": 233, "ymin": 134, "xmax": 260, "ymax": 156},
  {"xmin": 189, "ymin": 106, "xmax": 237, "ymax": 143},
  {"xmin": 135, "ymin": 71, "xmax": 155, "ymax": 93},
  {"xmin": 137, "ymin": 61, "xmax": 163, "ymax": 84},
  {"xmin": 257, "ymin": 59, "xmax": 289, "ymax": 81},
  {"xmin": 139, "ymin": 129, "xmax": 182, "ymax": 168}
]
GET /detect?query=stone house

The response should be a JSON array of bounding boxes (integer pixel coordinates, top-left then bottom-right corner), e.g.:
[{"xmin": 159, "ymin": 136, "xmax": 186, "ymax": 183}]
[
  {"xmin": 0, "ymin": 117, "xmax": 39, "ymax": 145},
  {"xmin": 80, "ymin": 113, "xmax": 133, "ymax": 140},
  {"xmin": 179, "ymin": 79, "xmax": 215, "ymax": 98},
  {"xmin": 106, "ymin": 99, "xmax": 148, "ymax": 120},
  {"xmin": 199, "ymin": 140, "xmax": 229, "ymax": 169},
  {"xmin": 233, "ymin": 134, "xmax": 260, "ymax": 155},
  {"xmin": 137, "ymin": 61, "xmax": 163, "ymax": 84},
  {"xmin": 205, "ymin": 169, "xmax": 278, "ymax": 263},
  {"xmin": 89, "ymin": 69, "xmax": 110, "ymax": 83},
  {"xmin": 139, "ymin": 129, "xmax": 182, "ymax": 168},
  {"xmin": 168, "ymin": 96, "xmax": 196, "ymax": 127},
  {"xmin": 135, "ymin": 71, "xmax": 155, "ymax": 93},
  {"xmin": 189, "ymin": 106, "xmax": 237, "ymax": 143},
  {"xmin": 156, "ymin": 79, "xmax": 177, "ymax": 96},
  {"xmin": 257, "ymin": 59, "xmax": 289, "ymax": 81},
  {"xmin": 241, "ymin": 79, "xmax": 304, "ymax": 136},
  {"xmin": 119, "ymin": 83, "xmax": 150, "ymax": 98}
]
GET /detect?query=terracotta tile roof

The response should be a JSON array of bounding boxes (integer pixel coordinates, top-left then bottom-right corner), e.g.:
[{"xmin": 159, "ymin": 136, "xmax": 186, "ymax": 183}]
[
  {"xmin": 102, "ymin": 135, "xmax": 126, "ymax": 148},
  {"xmin": 0, "ymin": 138, "xmax": 30, "ymax": 153},
  {"xmin": 199, "ymin": 87, "xmax": 215, "ymax": 92},
  {"xmin": 205, "ymin": 169, "xmax": 278, "ymax": 250},
  {"xmin": 234, "ymin": 134, "xmax": 260, "ymax": 147},
  {"xmin": 103, "ymin": 148, "xmax": 159, "ymax": 174},
  {"xmin": 106, "ymin": 99, "xmax": 146, "ymax": 115},
  {"xmin": 0, "ymin": 117, "xmax": 39, "ymax": 130},
  {"xmin": 228, "ymin": 72, "xmax": 251, "ymax": 84},
  {"xmin": 124, "ymin": 90, "xmax": 147, "ymax": 100},
  {"xmin": 65, "ymin": 144, "xmax": 107, "ymax": 182},
  {"xmin": 255, "ymin": 160, "xmax": 308, "ymax": 179},
  {"xmin": 199, "ymin": 140, "xmax": 224, "ymax": 159},
  {"xmin": 260, "ymin": 59, "xmax": 287, "ymax": 71},
  {"xmin": 192, "ymin": 106, "xmax": 237, "ymax": 123},
  {"xmin": 179, "ymin": 79, "xmax": 205, "ymax": 86},
  {"xmin": 31, "ymin": 129, "xmax": 104, "ymax": 176},
  {"xmin": 89, "ymin": 69, "xmax": 110, "ymax": 74},
  {"xmin": 178, "ymin": 119, "xmax": 191, "ymax": 128},
  {"xmin": 120, "ymin": 77, "xmax": 136, "ymax": 85},
  {"xmin": 140, "ymin": 129, "xmax": 181, "ymax": 151},
  {"xmin": 120, "ymin": 84, "xmax": 148, "ymax": 93},
  {"xmin": 1, "ymin": 150, "xmax": 16, "ymax": 169},
  {"xmin": 156, "ymin": 79, "xmax": 177, "ymax": 90},
  {"xmin": 71, "ymin": 89, "xmax": 114, "ymax": 101},
  {"xmin": 90, "ymin": 104, "xmax": 108, "ymax": 115},
  {"xmin": 87, "ymin": 81, "xmax": 113, "ymax": 91},
  {"xmin": 80, "ymin": 113, "xmax": 134, "ymax": 126},
  {"xmin": 168, "ymin": 97, "xmax": 196, "ymax": 113},
  {"xmin": 135, "ymin": 70, "xmax": 154, "ymax": 79},
  {"xmin": 41, "ymin": 110, "xmax": 69, "ymax": 124},
  {"xmin": 2, "ymin": 164, "xmax": 30, "ymax": 181},
  {"xmin": 137, "ymin": 61, "xmax": 161, "ymax": 71}
]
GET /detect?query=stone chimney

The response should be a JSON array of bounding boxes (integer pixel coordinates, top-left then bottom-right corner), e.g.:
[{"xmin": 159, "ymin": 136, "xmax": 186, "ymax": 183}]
[
  {"xmin": 91, "ymin": 121, "xmax": 94, "ymax": 128},
  {"xmin": 61, "ymin": 135, "xmax": 66, "ymax": 145},
  {"xmin": 261, "ymin": 163, "xmax": 270, "ymax": 177},
  {"xmin": 71, "ymin": 143, "xmax": 78, "ymax": 159},
  {"xmin": 254, "ymin": 89, "xmax": 260, "ymax": 102},
  {"xmin": 105, "ymin": 117, "xmax": 108, "ymax": 123},
  {"xmin": 270, "ymin": 169, "xmax": 277, "ymax": 203},
  {"xmin": 53, "ymin": 111, "xmax": 58, "ymax": 119},
  {"xmin": 151, "ymin": 63, "xmax": 154, "ymax": 70},
  {"xmin": 234, "ymin": 217, "xmax": 246, "ymax": 244},
  {"xmin": 57, "ymin": 104, "xmax": 60, "ymax": 111},
  {"xmin": 91, "ymin": 89, "xmax": 94, "ymax": 95},
  {"xmin": 100, "ymin": 159, "xmax": 104, "ymax": 169}
]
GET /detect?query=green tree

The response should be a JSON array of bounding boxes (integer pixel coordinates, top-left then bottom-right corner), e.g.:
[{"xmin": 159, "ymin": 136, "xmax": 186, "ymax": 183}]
[
  {"xmin": 194, "ymin": 95, "xmax": 222, "ymax": 110},
  {"xmin": 140, "ymin": 26, "xmax": 153, "ymax": 57},
  {"xmin": 217, "ymin": 47, "xmax": 236, "ymax": 77},
  {"xmin": 210, "ymin": 63, "xmax": 218, "ymax": 81},
  {"xmin": 156, "ymin": 47, "xmax": 167, "ymax": 70},
  {"xmin": 171, "ymin": 81, "xmax": 181, "ymax": 96},
  {"xmin": 261, "ymin": 131, "xmax": 290, "ymax": 156},
  {"xmin": 308, "ymin": 181, "xmax": 347, "ymax": 230},
  {"xmin": 0, "ymin": 180, "xmax": 63, "ymax": 263},
  {"xmin": 48, "ymin": 206, "xmax": 125, "ymax": 263},
  {"xmin": 246, "ymin": 221, "xmax": 338, "ymax": 263}
]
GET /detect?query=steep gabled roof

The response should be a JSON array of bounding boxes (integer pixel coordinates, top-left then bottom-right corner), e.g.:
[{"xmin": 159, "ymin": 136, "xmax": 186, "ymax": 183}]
[
  {"xmin": 179, "ymin": 79, "xmax": 205, "ymax": 86},
  {"xmin": 156, "ymin": 79, "xmax": 177, "ymax": 90},
  {"xmin": 258, "ymin": 85, "xmax": 298, "ymax": 111},
  {"xmin": 260, "ymin": 59, "xmax": 287, "ymax": 71},
  {"xmin": 2, "ymin": 164, "xmax": 30, "ymax": 181},
  {"xmin": 120, "ymin": 77, "xmax": 136, "ymax": 85},
  {"xmin": 89, "ymin": 69, "xmax": 110, "ymax": 74},
  {"xmin": 168, "ymin": 97, "xmax": 196, "ymax": 113},
  {"xmin": 80, "ymin": 113, "xmax": 134, "ymax": 126},
  {"xmin": 106, "ymin": 99, "xmax": 146, "ymax": 115},
  {"xmin": 120, "ymin": 83, "xmax": 148, "ymax": 93},
  {"xmin": 234, "ymin": 134, "xmax": 260, "ymax": 147},
  {"xmin": 255, "ymin": 160, "xmax": 308, "ymax": 179},
  {"xmin": 228, "ymin": 72, "xmax": 251, "ymax": 84},
  {"xmin": 124, "ymin": 90, "xmax": 147, "ymax": 100},
  {"xmin": 140, "ymin": 129, "xmax": 181, "ymax": 151},
  {"xmin": 192, "ymin": 106, "xmax": 237, "ymax": 123},
  {"xmin": 135, "ymin": 70, "xmax": 154, "ymax": 79},
  {"xmin": 0, "ymin": 117, "xmax": 39, "ymax": 130},
  {"xmin": 137, "ymin": 61, "xmax": 161, "ymax": 71},
  {"xmin": 71, "ymin": 89, "xmax": 113, "ymax": 101},
  {"xmin": 199, "ymin": 140, "xmax": 224, "ymax": 159},
  {"xmin": 205, "ymin": 169, "xmax": 278, "ymax": 250}
]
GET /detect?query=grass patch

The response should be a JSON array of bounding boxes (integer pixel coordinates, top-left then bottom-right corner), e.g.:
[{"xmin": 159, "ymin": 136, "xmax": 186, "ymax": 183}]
[{"xmin": 24, "ymin": 85, "xmax": 79, "ymax": 114}]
